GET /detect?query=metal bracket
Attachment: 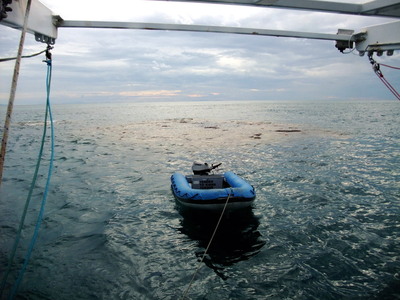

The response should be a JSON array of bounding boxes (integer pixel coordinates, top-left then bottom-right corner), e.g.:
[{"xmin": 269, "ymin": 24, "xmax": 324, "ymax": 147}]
[
  {"xmin": 335, "ymin": 21, "xmax": 400, "ymax": 56},
  {"xmin": 335, "ymin": 29, "xmax": 354, "ymax": 53},
  {"xmin": 0, "ymin": 0, "xmax": 57, "ymax": 41},
  {"xmin": 35, "ymin": 33, "xmax": 55, "ymax": 45},
  {"xmin": 355, "ymin": 21, "xmax": 400, "ymax": 56}
]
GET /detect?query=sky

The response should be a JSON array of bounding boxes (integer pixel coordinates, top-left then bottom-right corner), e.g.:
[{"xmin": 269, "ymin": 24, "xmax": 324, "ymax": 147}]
[{"xmin": 0, "ymin": 0, "xmax": 399, "ymax": 105}]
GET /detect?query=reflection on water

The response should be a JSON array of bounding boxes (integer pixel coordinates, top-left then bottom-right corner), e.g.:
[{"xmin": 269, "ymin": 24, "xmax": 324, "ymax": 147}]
[
  {"xmin": 1, "ymin": 101, "xmax": 399, "ymax": 299},
  {"xmin": 177, "ymin": 206, "xmax": 266, "ymax": 280}
]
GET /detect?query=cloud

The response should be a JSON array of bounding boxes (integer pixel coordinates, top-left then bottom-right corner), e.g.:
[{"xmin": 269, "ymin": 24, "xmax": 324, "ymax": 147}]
[
  {"xmin": 187, "ymin": 94, "xmax": 205, "ymax": 98},
  {"xmin": 0, "ymin": 0, "xmax": 399, "ymax": 104},
  {"xmin": 119, "ymin": 90, "xmax": 181, "ymax": 97}
]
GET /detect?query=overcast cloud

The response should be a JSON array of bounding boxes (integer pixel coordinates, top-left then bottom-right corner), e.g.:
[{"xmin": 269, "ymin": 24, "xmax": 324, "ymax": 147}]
[{"xmin": 0, "ymin": 0, "xmax": 399, "ymax": 104}]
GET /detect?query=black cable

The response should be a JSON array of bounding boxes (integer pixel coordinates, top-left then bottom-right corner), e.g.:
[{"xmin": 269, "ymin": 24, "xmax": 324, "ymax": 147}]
[{"xmin": 0, "ymin": 49, "xmax": 47, "ymax": 62}]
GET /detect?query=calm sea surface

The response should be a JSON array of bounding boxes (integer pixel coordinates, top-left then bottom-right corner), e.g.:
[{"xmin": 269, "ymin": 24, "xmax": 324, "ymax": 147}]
[{"xmin": 0, "ymin": 100, "xmax": 399, "ymax": 299}]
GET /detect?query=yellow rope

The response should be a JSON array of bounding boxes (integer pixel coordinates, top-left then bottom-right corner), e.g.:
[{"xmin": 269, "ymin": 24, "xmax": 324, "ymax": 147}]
[{"xmin": 180, "ymin": 190, "xmax": 232, "ymax": 300}]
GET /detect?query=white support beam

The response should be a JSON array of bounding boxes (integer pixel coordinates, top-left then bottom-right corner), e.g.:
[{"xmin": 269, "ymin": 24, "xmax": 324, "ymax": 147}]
[
  {"xmin": 1, "ymin": 0, "xmax": 399, "ymax": 51},
  {"xmin": 199, "ymin": 0, "xmax": 360, "ymax": 13},
  {"xmin": 154, "ymin": 0, "xmax": 400, "ymax": 18},
  {"xmin": 0, "ymin": 0, "xmax": 57, "ymax": 41},
  {"xmin": 356, "ymin": 20, "xmax": 400, "ymax": 54},
  {"xmin": 361, "ymin": 0, "xmax": 400, "ymax": 18},
  {"xmin": 255, "ymin": 0, "xmax": 359, "ymax": 13},
  {"xmin": 58, "ymin": 19, "xmax": 353, "ymax": 42}
]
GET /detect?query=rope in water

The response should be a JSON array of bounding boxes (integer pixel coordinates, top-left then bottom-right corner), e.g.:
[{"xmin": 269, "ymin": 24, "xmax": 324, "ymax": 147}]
[
  {"xmin": 180, "ymin": 190, "xmax": 232, "ymax": 300},
  {"xmin": 10, "ymin": 57, "xmax": 54, "ymax": 299},
  {"xmin": 0, "ymin": 54, "xmax": 54, "ymax": 299}
]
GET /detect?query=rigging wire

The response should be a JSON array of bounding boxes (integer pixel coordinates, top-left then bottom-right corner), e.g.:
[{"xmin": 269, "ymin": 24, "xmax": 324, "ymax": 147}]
[
  {"xmin": 180, "ymin": 190, "xmax": 232, "ymax": 300},
  {"xmin": 0, "ymin": 48, "xmax": 55, "ymax": 299},
  {"xmin": 368, "ymin": 54, "xmax": 400, "ymax": 101},
  {"xmin": 380, "ymin": 63, "xmax": 400, "ymax": 70},
  {"xmin": 342, "ymin": 43, "xmax": 400, "ymax": 100}
]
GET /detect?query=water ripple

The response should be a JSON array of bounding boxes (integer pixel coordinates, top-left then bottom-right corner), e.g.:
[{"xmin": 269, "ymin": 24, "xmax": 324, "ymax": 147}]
[{"xmin": 0, "ymin": 101, "xmax": 399, "ymax": 299}]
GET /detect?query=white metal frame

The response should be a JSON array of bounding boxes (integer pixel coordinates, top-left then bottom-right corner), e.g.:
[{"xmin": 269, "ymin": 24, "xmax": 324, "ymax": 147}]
[
  {"xmin": 160, "ymin": 0, "xmax": 400, "ymax": 18},
  {"xmin": 1, "ymin": 0, "xmax": 56, "ymax": 40},
  {"xmin": 355, "ymin": 21, "xmax": 400, "ymax": 54},
  {"xmin": 0, "ymin": 0, "xmax": 400, "ymax": 53},
  {"xmin": 57, "ymin": 19, "xmax": 354, "ymax": 42}
]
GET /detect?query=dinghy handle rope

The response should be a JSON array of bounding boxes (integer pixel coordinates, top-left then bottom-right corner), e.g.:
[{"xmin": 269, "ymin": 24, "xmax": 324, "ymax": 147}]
[
  {"xmin": 368, "ymin": 54, "xmax": 400, "ymax": 101},
  {"xmin": 0, "ymin": 47, "xmax": 54, "ymax": 299},
  {"xmin": 180, "ymin": 188, "xmax": 232, "ymax": 300}
]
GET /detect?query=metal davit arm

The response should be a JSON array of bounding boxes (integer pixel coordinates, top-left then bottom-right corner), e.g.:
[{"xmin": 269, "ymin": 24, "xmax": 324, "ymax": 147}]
[
  {"xmin": 153, "ymin": 0, "xmax": 400, "ymax": 18},
  {"xmin": 0, "ymin": 0, "xmax": 56, "ymax": 43}
]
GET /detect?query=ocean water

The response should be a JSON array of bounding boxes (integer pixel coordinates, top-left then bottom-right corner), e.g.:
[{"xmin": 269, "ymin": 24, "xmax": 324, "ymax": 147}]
[{"xmin": 0, "ymin": 100, "xmax": 399, "ymax": 299}]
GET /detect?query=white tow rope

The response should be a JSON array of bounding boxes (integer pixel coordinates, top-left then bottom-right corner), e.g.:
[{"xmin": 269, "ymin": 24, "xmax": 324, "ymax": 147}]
[{"xmin": 180, "ymin": 189, "xmax": 232, "ymax": 300}]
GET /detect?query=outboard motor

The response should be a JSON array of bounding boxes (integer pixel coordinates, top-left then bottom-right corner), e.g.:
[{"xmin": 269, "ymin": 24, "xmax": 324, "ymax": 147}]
[{"xmin": 192, "ymin": 162, "xmax": 221, "ymax": 175}]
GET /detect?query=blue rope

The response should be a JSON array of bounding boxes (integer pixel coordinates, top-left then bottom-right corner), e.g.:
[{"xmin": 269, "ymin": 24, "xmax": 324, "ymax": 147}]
[
  {"xmin": 10, "ymin": 58, "xmax": 55, "ymax": 299},
  {"xmin": 0, "ymin": 61, "xmax": 51, "ymax": 297},
  {"xmin": 0, "ymin": 58, "xmax": 54, "ymax": 299}
]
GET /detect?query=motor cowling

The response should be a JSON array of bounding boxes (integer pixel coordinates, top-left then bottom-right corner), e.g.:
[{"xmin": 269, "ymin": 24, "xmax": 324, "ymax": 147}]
[{"xmin": 192, "ymin": 162, "xmax": 221, "ymax": 175}]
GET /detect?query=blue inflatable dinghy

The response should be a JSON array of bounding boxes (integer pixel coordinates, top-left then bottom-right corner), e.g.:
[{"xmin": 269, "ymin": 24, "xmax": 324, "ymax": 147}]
[{"xmin": 171, "ymin": 162, "xmax": 255, "ymax": 211}]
